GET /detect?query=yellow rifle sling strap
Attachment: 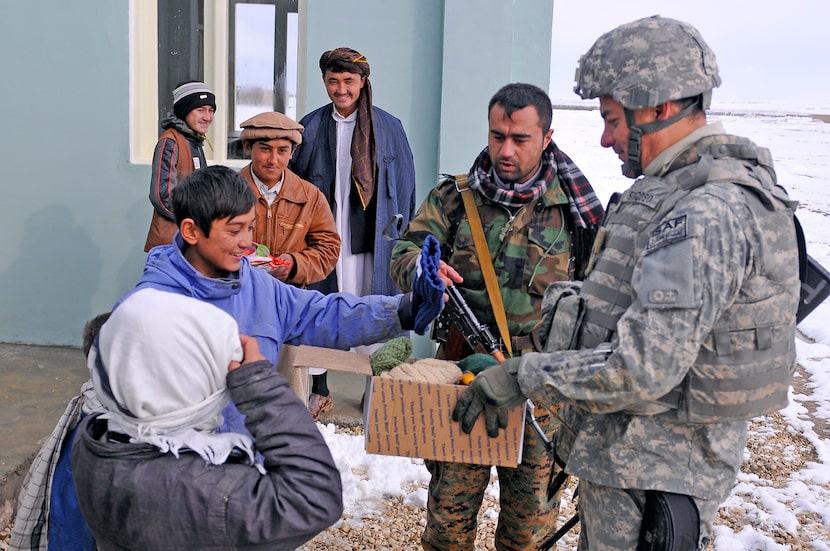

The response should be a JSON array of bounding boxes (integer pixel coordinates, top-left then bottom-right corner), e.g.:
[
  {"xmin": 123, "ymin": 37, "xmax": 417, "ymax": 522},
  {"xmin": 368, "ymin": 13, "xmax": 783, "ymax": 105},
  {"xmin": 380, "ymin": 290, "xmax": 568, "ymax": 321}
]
[{"xmin": 454, "ymin": 174, "xmax": 513, "ymax": 357}]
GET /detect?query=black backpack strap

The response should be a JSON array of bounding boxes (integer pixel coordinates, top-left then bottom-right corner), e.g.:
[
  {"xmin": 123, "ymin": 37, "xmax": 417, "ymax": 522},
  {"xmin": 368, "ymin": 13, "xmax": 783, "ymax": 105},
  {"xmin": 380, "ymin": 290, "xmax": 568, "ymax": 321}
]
[
  {"xmin": 794, "ymin": 214, "xmax": 808, "ymax": 283},
  {"xmin": 795, "ymin": 214, "xmax": 830, "ymax": 323}
]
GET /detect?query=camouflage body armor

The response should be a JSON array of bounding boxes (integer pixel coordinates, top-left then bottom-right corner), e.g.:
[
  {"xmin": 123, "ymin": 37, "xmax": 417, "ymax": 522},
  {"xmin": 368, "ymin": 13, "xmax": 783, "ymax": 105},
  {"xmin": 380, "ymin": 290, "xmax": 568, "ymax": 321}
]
[{"xmin": 577, "ymin": 135, "xmax": 799, "ymax": 423}]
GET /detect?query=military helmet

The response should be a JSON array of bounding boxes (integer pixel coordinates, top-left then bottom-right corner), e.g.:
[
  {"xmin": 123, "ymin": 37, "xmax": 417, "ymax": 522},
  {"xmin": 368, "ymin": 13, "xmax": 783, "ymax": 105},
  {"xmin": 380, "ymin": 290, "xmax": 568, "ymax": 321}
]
[{"xmin": 574, "ymin": 15, "xmax": 721, "ymax": 109}]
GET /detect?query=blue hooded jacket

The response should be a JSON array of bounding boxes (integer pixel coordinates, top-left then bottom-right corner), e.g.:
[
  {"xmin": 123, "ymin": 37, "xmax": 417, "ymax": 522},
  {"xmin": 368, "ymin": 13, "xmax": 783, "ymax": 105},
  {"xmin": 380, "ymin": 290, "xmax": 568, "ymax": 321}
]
[
  {"xmin": 126, "ymin": 235, "xmax": 408, "ymax": 432},
  {"xmin": 43, "ymin": 235, "xmax": 411, "ymax": 551}
]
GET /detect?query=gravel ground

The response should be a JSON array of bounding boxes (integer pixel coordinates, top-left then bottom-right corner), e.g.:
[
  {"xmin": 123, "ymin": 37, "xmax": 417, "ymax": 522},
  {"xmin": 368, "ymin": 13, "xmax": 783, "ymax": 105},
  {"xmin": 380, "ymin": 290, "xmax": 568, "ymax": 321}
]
[
  {"xmin": 296, "ymin": 466, "xmax": 581, "ymax": 551},
  {"xmin": 3, "ymin": 367, "xmax": 826, "ymax": 550},
  {"xmin": 0, "ymin": 418, "xmax": 822, "ymax": 551},
  {"xmin": 296, "ymin": 410, "xmax": 823, "ymax": 550}
]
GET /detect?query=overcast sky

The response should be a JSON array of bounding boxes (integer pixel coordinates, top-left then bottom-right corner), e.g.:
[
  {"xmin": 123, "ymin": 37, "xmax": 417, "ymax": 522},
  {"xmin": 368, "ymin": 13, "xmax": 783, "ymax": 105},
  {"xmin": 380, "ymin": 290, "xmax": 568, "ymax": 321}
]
[{"xmin": 549, "ymin": 1, "xmax": 830, "ymax": 111}]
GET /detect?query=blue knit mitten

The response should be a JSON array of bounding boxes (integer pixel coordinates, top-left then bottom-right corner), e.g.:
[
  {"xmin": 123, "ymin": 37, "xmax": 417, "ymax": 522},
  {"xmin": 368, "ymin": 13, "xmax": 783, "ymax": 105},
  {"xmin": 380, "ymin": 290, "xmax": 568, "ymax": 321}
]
[{"xmin": 411, "ymin": 234, "xmax": 445, "ymax": 335}]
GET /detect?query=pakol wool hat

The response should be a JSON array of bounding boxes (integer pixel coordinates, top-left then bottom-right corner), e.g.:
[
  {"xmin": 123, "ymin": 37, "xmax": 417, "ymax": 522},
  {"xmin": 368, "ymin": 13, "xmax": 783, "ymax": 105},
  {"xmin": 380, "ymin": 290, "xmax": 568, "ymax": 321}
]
[
  {"xmin": 239, "ymin": 112, "xmax": 304, "ymax": 145},
  {"xmin": 172, "ymin": 81, "xmax": 216, "ymax": 121}
]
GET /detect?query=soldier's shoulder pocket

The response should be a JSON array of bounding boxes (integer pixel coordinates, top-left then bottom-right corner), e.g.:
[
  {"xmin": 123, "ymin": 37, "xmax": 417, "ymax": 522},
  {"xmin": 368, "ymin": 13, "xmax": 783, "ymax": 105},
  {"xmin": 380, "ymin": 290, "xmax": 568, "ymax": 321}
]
[{"xmin": 637, "ymin": 235, "xmax": 699, "ymax": 309}]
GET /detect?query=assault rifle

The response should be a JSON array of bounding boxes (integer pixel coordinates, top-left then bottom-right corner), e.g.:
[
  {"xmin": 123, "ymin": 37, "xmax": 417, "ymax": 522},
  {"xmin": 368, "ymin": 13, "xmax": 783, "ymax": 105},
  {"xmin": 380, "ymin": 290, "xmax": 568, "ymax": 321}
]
[
  {"xmin": 437, "ymin": 285, "xmax": 554, "ymax": 454},
  {"xmin": 438, "ymin": 284, "xmax": 578, "ymax": 548},
  {"xmin": 434, "ymin": 284, "xmax": 506, "ymax": 363}
]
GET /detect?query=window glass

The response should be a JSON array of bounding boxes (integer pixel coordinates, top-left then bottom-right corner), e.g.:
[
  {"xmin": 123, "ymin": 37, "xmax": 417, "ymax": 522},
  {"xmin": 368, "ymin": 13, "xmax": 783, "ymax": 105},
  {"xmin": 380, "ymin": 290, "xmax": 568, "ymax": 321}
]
[
  {"xmin": 157, "ymin": 0, "xmax": 205, "ymax": 126},
  {"xmin": 228, "ymin": 0, "xmax": 298, "ymax": 158},
  {"xmin": 233, "ymin": 3, "xmax": 276, "ymax": 127},
  {"xmin": 143, "ymin": 0, "xmax": 299, "ymax": 163},
  {"xmin": 285, "ymin": 12, "xmax": 298, "ymax": 119}
]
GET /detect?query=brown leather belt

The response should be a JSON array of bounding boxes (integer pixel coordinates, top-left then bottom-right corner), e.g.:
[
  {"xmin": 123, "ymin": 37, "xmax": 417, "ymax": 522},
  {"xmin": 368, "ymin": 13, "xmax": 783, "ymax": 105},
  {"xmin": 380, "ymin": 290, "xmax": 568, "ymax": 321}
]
[{"xmin": 504, "ymin": 334, "xmax": 537, "ymax": 355}]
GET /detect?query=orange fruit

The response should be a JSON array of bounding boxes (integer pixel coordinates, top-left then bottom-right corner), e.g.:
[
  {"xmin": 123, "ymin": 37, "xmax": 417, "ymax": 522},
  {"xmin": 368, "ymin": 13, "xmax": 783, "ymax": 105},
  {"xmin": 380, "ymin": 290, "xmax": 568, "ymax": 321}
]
[{"xmin": 460, "ymin": 371, "xmax": 476, "ymax": 385}]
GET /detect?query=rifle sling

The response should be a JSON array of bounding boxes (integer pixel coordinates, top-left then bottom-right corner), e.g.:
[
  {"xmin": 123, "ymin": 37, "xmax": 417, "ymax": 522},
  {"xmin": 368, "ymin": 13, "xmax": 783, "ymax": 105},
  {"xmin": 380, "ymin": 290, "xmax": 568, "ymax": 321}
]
[{"xmin": 455, "ymin": 174, "xmax": 513, "ymax": 357}]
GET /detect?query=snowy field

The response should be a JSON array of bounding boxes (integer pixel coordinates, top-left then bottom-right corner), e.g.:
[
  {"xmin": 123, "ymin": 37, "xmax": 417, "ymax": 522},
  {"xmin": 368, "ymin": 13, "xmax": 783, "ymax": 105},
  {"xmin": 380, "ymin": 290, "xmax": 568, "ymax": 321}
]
[{"xmin": 314, "ymin": 106, "xmax": 830, "ymax": 550}]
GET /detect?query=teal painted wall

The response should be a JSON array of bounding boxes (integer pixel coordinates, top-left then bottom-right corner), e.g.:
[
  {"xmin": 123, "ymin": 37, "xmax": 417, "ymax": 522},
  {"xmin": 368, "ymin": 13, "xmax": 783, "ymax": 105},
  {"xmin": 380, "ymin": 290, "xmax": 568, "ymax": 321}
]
[
  {"xmin": 299, "ymin": 0, "xmax": 554, "ymax": 203},
  {"xmin": 0, "ymin": 1, "xmax": 149, "ymax": 346},
  {"xmin": 440, "ymin": 0, "xmax": 554, "ymax": 172},
  {"xmin": 0, "ymin": 0, "xmax": 553, "ymax": 347}
]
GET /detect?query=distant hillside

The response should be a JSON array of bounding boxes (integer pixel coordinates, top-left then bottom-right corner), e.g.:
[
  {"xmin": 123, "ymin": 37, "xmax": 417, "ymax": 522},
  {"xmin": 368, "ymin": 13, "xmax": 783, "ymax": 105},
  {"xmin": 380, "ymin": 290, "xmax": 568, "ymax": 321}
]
[{"xmin": 552, "ymin": 102, "xmax": 830, "ymax": 122}]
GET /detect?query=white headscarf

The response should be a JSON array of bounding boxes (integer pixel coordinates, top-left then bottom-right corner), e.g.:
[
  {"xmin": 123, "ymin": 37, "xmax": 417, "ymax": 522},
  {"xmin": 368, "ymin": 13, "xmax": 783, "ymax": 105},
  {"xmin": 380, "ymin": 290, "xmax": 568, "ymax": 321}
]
[{"xmin": 88, "ymin": 288, "xmax": 261, "ymax": 471}]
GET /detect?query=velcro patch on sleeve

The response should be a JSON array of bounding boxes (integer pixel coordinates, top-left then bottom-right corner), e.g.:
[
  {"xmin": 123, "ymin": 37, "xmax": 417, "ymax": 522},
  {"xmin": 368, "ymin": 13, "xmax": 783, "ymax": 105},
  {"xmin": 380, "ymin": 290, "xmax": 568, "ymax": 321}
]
[
  {"xmin": 647, "ymin": 289, "xmax": 679, "ymax": 305},
  {"xmin": 637, "ymin": 230, "xmax": 698, "ymax": 309},
  {"xmin": 648, "ymin": 215, "xmax": 687, "ymax": 250}
]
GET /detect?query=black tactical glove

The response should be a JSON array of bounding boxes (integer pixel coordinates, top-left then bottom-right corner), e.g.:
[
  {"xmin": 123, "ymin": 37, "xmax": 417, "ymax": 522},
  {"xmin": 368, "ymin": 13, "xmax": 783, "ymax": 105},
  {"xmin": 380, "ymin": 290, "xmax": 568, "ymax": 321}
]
[{"xmin": 453, "ymin": 357, "xmax": 525, "ymax": 437}]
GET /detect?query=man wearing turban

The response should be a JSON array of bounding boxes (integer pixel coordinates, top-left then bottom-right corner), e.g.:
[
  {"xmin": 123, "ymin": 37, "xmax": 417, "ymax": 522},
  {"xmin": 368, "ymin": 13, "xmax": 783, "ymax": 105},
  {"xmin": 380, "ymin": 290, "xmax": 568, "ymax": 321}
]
[{"xmin": 289, "ymin": 47, "xmax": 417, "ymax": 419}]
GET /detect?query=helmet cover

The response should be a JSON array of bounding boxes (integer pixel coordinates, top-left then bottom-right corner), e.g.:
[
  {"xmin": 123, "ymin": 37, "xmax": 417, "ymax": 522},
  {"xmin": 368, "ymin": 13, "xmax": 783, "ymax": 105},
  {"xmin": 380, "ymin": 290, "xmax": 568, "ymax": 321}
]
[{"xmin": 574, "ymin": 15, "xmax": 721, "ymax": 109}]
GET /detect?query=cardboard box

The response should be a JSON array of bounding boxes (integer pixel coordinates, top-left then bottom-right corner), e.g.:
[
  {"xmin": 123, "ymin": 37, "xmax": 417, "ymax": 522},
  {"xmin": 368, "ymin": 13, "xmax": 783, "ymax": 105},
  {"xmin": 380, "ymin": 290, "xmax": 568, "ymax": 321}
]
[
  {"xmin": 291, "ymin": 344, "xmax": 373, "ymax": 376},
  {"xmin": 292, "ymin": 345, "xmax": 526, "ymax": 467}
]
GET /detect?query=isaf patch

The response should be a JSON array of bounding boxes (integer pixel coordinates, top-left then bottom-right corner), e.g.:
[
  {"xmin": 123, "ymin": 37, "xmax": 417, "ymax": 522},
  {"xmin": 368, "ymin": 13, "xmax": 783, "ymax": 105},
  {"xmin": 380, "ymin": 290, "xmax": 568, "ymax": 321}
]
[{"xmin": 648, "ymin": 215, "xmax": 687, "ymax": 249}]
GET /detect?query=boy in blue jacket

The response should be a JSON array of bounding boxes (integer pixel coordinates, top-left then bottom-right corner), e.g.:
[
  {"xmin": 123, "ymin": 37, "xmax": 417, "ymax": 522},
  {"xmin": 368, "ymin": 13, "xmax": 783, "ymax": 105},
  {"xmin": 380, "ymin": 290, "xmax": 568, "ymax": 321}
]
[
  {"xmin": 14, "ymin": 164, "xmax": 444, "ymax": 550},
  {"xmin": 131, "ymin": 164, "xmax": 444, "ymax": 434}
]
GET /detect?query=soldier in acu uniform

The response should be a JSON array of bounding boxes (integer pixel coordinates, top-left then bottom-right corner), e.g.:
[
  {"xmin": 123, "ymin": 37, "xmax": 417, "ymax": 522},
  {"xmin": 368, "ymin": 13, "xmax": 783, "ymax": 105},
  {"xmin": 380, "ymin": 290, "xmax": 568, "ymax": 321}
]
[
  {"xmin": 391, "ymin": 83, "xmax": 603, "ymax": 550},
  {"xmin": 454, "ymin": 16, "xmax": 801, "ymax": 550}
]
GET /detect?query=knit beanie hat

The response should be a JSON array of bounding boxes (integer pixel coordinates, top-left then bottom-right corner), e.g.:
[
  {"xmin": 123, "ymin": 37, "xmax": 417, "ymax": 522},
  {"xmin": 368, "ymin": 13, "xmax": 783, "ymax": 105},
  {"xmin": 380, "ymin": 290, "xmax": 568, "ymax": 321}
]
[
  {"xmin": 239, "ymin": 112, "xmax": 304, "ymax": 146},
  {"xmin": 379, "ymin": 358, "xmax": 463, "ymax": 385},
  {"xmin": 456, "ymin": 353, "xmax": 500, "ymax": 375},
  {"xmin": 172, "ymin": 81, "xmax": 216, "ymax": 121},
  {"xmin": 370, "ymin": 336, "xmax": 413, "ymax": 375}
]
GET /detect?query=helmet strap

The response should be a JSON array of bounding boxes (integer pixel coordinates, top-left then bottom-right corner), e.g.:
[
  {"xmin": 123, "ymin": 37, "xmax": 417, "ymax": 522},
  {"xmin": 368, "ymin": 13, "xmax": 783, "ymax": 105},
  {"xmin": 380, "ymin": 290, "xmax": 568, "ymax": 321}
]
[
  {"xmin": 623, "ymin": 108, "xmax": 644, "ymax": 178},
  {"xmin": 622, "ymin": 99, "xmax": 701, "ymax": 178}
]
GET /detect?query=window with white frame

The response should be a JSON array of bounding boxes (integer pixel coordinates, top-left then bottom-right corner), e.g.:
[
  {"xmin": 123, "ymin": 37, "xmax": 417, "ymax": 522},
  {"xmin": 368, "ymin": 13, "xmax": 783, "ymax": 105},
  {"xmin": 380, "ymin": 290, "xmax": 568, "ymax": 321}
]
[{"xmin": 130, "ymin": 0, "xmax": 300, "ymax": 164}]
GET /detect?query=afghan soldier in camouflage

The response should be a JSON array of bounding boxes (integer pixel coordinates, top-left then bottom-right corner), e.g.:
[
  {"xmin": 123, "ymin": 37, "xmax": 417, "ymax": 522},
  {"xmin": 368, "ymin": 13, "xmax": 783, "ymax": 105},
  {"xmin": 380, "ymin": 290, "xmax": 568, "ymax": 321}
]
[
  {"xmin": 391, "ymin": 83, "xmax": 603, "ymax": 551},
  {"xmin": 454, "ymin": 16, "xmax": 801, "ymax": 550}
]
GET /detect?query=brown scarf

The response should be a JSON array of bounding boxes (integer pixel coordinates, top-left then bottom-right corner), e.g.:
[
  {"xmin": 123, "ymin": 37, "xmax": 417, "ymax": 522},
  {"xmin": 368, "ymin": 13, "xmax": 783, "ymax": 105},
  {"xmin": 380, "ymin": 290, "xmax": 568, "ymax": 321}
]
[{"xmin": 320, "ymin": 48, "xmax": 376, "ymax": 209}]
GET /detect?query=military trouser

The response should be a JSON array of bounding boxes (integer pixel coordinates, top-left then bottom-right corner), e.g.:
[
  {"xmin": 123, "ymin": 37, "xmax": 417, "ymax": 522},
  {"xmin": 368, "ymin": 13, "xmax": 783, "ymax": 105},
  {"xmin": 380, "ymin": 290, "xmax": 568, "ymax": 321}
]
[
  {"xmin": 577, "ymin": 479, "xmax": 721, "ymax": 551},
  {"xmin": 422, "ymin": 411, "xmax": 561, "ymax": 551}
]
